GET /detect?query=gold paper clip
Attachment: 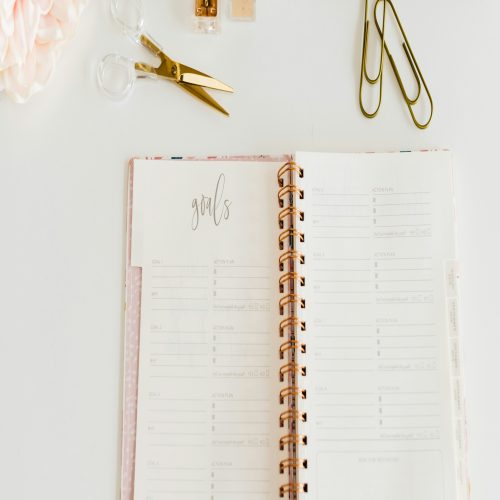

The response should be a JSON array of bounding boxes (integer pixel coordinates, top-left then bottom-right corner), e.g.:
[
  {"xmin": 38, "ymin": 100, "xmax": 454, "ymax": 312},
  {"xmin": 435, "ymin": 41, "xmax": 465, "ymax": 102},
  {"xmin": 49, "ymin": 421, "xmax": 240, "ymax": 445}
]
[
  {"xmin": 374, "ymin": 0, "xmax": 433, "ymax": 129},
  {"xmin": 360, "ymin": 0, "xmax": 433, "ymax": 129},
  {"xmin": 359, "ymin": 0, "xmax": 387, "ymax": 118}
]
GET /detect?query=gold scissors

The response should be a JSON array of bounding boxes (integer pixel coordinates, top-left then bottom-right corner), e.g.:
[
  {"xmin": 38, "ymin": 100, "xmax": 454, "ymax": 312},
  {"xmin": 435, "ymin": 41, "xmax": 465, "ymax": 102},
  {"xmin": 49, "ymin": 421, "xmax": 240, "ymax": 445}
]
[{"xmin": 98, "ymin": 0, "xmax": 234, "ymax": 116}]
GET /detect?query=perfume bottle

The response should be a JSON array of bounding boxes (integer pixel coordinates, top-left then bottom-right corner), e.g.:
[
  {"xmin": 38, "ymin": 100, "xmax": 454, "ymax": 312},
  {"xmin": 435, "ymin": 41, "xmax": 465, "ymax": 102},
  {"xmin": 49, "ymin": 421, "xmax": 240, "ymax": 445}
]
[{"xmin": 194, "ymin": 0, "xmax": 219, "ymax": 34}]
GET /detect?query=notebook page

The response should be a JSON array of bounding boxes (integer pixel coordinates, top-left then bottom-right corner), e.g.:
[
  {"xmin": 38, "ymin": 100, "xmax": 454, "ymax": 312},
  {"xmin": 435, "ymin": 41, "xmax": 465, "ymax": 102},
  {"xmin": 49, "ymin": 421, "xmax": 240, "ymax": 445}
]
[
  {"xmin": 132, "ymin": 161, "xmax": 283, "ymax": 500},
  {"xmin": 296, "ymin": 152, "xmax": 460, "ymax": 500}
]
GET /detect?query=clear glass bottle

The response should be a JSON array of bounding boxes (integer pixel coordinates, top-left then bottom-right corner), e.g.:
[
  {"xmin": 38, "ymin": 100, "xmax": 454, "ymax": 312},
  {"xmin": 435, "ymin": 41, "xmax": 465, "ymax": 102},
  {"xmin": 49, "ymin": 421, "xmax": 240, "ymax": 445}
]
[{"xmin": 194, "ymin": 0, "xmax": 219, "ymax": 34}]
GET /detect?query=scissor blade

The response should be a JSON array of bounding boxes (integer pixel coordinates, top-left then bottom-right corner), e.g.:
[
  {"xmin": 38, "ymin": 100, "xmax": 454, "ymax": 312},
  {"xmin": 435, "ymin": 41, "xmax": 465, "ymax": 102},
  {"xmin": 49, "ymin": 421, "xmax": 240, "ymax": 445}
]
[
  {"xmin": 178, "ymin": 63, "xmax": 233, "ymax": 93},
  {"xmin": 179, "ymin": 82, "xmax": 230, "ymax": 116}
]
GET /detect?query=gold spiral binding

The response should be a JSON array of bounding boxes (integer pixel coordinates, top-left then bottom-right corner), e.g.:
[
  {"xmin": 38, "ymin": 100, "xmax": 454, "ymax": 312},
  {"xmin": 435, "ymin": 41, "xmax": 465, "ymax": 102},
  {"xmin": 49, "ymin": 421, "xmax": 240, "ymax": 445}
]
[
  {"xmin": 277, "ymin": 162, "xmax": 304, "ymax": 187},
  {"xmin": 280, "ymin": 483, "xmax": 308, "ymax": 497},
  {"xmin": 279, "ymin": 409, "xmax": 307, "ymax": 427},
  {"xmin": 280, "ymin": 458, "xmax": 308, "ymax": 474},
  {"xmin": 280, "ymin": 387, "xmax": 307, "ymax": 404},
  {"xmin": 279, "ymin": 228, "xmax": 305, "ymax": 250},
  {"xmin": 278, "ymin": 206, "xmax": 305, "ymax": 229},
  {"xmin": 279, "ymin": 294, "xmax": 306, "ymax": 315},
  {"xmin": 277, "ymin": 160, "xmax": 307, "ymax": 498},
  {"xmin": 279, "ymin": 317, "xmax": 306, "ymax": 337},
  {"xmin": 278, "ymin": 185, "xmax": 304, "ymax": 208},
  {"xmin": 279, "ymin": 340, "xmax": 306, "ymax": 359},
  {"xmin": 279, "ymin": 434, "xmax": 307, "ymax": 450},
  {"xmin": 279, "ymin": 273, "xmax": 305, "ymax": 293},
  {"xmin": 280, "ymin": 363, "xmax": 306, "ymax": 382},
  {"xmin": 279, "ymin": 251, "xmax": 305, "ymax": 271}
]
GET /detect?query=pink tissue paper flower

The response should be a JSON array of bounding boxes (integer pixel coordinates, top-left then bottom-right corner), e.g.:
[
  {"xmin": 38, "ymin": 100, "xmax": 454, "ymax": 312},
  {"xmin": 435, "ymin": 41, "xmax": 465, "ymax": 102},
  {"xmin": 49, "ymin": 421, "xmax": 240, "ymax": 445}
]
[{"xmin": 0, "ymin": 0, "xmax": 86, "ymax": 103}]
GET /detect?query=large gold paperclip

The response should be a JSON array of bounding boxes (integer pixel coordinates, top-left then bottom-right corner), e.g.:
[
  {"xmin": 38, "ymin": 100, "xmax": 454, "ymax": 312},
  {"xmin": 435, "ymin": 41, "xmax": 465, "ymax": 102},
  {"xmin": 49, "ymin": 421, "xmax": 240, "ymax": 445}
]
[
  {"xmin": 359, "ymin": 0, "xmax": 387, "ymax": 118},
  {"xmin": 360, "ymin": 0, "xmax": 434, "ymax": 129}
]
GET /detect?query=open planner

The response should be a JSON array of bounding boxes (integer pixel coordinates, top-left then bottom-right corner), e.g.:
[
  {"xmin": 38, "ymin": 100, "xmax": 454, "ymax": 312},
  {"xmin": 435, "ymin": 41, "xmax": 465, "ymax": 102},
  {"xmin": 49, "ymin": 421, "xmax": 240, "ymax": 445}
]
[{"xmin": 122, "ymin": 151, "xmax": 468, "ymax": 500}]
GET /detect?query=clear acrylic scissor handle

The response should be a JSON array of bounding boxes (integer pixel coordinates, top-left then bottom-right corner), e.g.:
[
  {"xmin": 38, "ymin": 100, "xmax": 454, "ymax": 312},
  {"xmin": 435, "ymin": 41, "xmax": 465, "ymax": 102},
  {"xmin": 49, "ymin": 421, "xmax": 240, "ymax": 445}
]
[
  {"xmin": 110, "ymin": 0, "xmax": 144, "ymax": 43},
  {"xmin": 97, "ymin": 54, "xmax": 136, "ymax": 100}
]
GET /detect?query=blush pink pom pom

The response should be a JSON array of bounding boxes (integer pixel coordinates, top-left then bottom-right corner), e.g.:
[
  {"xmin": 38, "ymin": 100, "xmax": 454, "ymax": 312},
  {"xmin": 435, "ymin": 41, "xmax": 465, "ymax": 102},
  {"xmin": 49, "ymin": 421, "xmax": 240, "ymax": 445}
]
[{"xmin": 0, "ymin": 0, "xmax": 86, "ymax": 103}]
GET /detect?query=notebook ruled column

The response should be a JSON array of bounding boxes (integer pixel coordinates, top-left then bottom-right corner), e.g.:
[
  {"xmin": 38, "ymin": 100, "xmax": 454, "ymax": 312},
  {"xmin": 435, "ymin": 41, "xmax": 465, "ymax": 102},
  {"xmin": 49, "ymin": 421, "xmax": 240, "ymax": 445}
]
[{"xmin": 277, "ymin": 162, "xmax": 308, "ymax": 499}]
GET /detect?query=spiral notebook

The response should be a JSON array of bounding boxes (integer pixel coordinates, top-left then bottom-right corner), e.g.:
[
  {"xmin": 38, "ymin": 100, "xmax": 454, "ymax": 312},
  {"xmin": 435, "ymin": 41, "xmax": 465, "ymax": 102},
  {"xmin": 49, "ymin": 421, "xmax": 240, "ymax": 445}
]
[{"xmin": 122, "ymin": 152, "xmax": 469, "ymax": 500}]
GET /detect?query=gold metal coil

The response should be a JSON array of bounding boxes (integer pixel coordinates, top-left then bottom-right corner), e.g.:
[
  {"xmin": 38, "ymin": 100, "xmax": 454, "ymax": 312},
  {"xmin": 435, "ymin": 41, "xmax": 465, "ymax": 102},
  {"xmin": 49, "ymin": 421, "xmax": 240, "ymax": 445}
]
[
  {"xmin": 279, "ymin": 228, "xmax": 304, "ymax": 250},
  {"xmin": 279, "ymin": 386, "xmax": 307, "ymax": 404},
  {"xmin": 279, "ymin": 340, "xmax": 306, "ymax": 359},
  {"xmin": 279, "ymin": 433, "xmax": 307, "ymax": 450},
  {"xmin": 279, "ymin": 317, "xmax": 306, "ymax": 337},
  {"xmin": 277, "ymin": 161, "xmax": 304, "ymax": 187},
  {"xmin": 279, "ymin": 409, "xmax": 307, "ymax": 427},
  {"xmin": 280, "ymin": 483, "xmax": 308, "ymax": 497},
  {"xmin": 277, "ymin": 161, "xmax": 307, "ymax": 499},
  {"xmin": 279, "ymin": 458, "xmax": 308, "ymax": 474},
  {"xmin": 279, "ymin": 273, "xmax": 305, "ymax": 293},
  {"xmin": 278, "ymin": 206, "xmax": 305, "ymax": 229},
  {"xmin": 279, "ymin": 251, "xmax": 305, "ymax": 271},
  {"xmin": 277, "ymin": 185, "xmax": 304, "ymax": 208},
  {"xmin": 279, "ymin": 362, "xmax": 306, "ymax": 382},
  {"xmin": 279, "ymin": 294, "xmax": 306, "ymax": 315}
]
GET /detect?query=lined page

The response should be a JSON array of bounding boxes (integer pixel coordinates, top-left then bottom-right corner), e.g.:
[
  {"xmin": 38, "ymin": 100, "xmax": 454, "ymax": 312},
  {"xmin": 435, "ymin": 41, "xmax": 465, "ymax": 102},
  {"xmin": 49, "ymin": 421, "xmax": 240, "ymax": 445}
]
[
  {"xmin": 296, "ymin": 152, "xmax": 460, "ymax": 500},
  {"xmin": 132, "ymin": 161, "xmax": 282, "ymax": 500}
]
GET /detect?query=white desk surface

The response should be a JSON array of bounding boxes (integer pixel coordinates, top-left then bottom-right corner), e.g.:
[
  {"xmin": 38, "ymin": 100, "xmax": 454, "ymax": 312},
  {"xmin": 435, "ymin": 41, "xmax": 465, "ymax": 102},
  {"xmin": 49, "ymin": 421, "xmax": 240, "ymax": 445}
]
[{"xmin": 1, "ymin": 1, "xmax": 498, "ymax": 499}]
